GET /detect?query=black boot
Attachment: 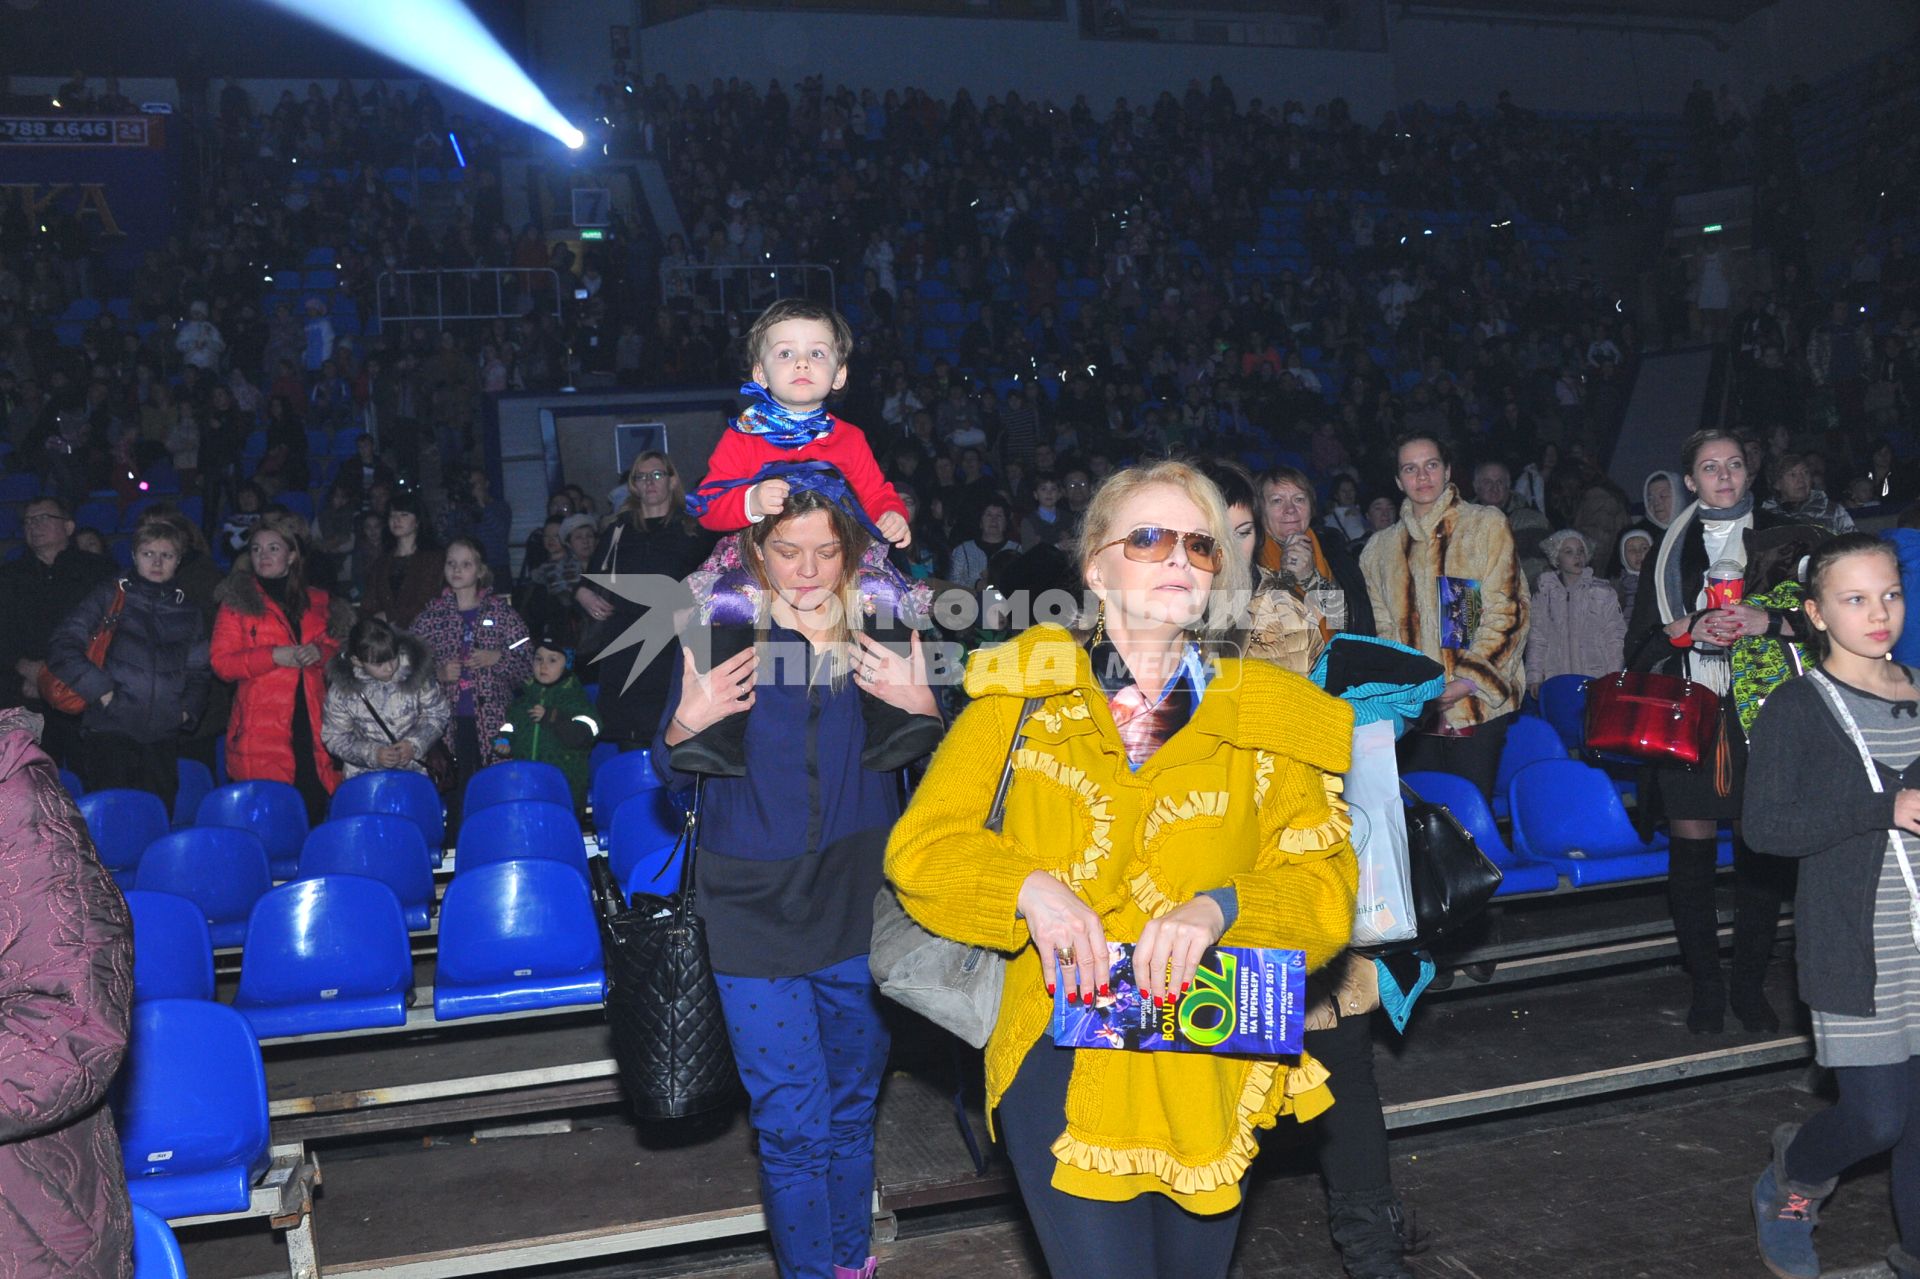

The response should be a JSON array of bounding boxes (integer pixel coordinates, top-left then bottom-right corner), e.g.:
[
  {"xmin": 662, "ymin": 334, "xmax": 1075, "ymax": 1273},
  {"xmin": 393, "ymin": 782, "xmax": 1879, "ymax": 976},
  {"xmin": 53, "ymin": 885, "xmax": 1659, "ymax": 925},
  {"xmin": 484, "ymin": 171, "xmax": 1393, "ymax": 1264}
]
[
  {"xmin": 1667, "ymin": 835, "xmax": 1725, "ymax": 1033},
  {"xmin": 1890, "ymin": 1242, "xmax": 1920, "ymax": 1279},
  {"xmin": 671, "ymin": 623, "xmax": 753, "ymax": 778},
  {"xmin": 1729, "ymin": 840, "xmax": 1790, "ymax": 1033},
  {"xmin": 1326, "ymin": 1187, "xmax": 1415, "ymax": 1279}
]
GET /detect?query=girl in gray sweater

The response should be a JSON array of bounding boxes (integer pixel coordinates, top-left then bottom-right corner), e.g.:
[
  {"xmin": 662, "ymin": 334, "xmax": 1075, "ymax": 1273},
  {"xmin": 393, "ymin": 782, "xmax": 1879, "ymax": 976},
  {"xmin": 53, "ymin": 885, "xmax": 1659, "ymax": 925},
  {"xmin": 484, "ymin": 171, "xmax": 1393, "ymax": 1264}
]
[{"xmin": 1746, "ymin": 533, "xmax": 1920, "ymax": 1279}]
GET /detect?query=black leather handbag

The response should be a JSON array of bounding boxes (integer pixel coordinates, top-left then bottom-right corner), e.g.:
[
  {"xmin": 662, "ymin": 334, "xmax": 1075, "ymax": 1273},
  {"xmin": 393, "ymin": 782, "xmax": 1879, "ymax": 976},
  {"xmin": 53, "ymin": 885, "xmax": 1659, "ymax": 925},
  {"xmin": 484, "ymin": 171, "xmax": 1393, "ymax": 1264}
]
[
  {"xmin": 591, "ymin": 780, "xmax": 738, "ymax": 1120},
  {"xmin": 1399, "ymin": 779, "xmax": 1504, "ymax": 947}
]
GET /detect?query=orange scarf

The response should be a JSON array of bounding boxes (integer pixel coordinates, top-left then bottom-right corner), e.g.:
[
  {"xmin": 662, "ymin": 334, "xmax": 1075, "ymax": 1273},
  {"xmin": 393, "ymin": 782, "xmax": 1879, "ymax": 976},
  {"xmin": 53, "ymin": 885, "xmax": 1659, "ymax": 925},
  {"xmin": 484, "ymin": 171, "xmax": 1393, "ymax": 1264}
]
[{"xmin": 1256, "ymin": 529, "xmax": 1336, "ymax": 643}]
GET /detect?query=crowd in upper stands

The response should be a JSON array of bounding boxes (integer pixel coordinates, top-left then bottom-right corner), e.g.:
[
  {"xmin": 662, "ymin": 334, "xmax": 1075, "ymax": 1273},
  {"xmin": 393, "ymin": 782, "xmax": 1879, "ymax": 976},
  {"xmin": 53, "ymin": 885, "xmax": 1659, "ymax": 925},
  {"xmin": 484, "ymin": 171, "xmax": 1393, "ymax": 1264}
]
[{"xmin": 0, "ymin": 49, "xmax": 1913, "ymax": 810}]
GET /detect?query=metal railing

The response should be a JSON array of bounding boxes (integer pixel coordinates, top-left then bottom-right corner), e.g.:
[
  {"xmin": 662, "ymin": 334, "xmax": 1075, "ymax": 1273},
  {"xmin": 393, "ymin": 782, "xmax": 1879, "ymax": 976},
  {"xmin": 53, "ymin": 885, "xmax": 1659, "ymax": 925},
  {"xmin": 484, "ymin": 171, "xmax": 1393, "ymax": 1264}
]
[
  {"xmin": 375, "ymin": 268, "xmax": 564, "ymax": 328},
  {"xmin": 661, "ymin": 262, "xmax": 835, "ymax": 318}
]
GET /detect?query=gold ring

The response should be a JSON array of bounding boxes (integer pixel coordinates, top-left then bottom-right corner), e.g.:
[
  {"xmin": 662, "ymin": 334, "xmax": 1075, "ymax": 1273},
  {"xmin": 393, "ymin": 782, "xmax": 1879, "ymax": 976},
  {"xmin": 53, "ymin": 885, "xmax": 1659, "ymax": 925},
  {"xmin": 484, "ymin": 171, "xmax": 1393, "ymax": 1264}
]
[{"xmin": 1055, "ymin": 945, "xmax": 1076, "ymax": 966}]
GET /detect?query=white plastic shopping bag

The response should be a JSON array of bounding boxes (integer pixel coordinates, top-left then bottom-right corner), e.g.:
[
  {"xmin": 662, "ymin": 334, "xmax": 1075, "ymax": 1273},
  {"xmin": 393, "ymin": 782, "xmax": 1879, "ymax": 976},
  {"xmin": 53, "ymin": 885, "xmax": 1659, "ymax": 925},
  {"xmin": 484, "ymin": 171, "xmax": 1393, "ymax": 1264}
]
[{"xmin": 1345, "ymin": 719, "xmax": 1417, "ymax": 948}]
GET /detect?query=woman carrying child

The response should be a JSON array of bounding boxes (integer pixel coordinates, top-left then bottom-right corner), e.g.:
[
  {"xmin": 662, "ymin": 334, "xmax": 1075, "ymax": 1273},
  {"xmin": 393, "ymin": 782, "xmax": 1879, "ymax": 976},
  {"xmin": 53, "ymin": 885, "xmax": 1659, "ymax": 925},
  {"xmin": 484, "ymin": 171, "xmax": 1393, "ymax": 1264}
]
[
  {"xmin": 1746, "ymin": 533, "xmax": 1920, "ymax": 1279},
  {"xmin": 653, "ymin": 486, "xmax": 939, "ymax": 1279},
  {"xmin": 321, "ymin": 616, "xmax": 451, "ymax": 781}
]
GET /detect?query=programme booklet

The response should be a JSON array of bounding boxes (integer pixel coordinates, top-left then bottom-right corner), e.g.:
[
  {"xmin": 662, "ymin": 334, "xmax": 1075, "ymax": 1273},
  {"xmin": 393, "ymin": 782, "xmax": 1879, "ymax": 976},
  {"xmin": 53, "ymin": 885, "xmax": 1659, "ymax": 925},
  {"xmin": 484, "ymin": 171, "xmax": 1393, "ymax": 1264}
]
[{"xmin": 1048, "ymin": 941, "xmax": 1306, "ymax": 1056}]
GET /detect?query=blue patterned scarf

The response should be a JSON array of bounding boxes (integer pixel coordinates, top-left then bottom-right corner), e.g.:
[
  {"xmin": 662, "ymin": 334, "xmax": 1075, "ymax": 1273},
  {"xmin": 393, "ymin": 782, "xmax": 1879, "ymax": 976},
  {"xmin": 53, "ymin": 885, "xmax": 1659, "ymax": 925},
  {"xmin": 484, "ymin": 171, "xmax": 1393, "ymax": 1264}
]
[{"xmin": 731, "ymin": 381, "xmax": 834, "ymax": 449}]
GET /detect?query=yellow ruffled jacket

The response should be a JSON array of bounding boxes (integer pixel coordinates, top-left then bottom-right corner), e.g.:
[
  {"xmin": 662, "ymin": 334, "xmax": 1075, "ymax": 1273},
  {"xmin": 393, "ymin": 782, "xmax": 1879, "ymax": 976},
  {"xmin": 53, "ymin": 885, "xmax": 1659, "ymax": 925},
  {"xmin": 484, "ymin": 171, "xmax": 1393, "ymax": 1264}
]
[{"xmin": 885, "ymin": 625, "xmax": 1357, "ymax": 1215}]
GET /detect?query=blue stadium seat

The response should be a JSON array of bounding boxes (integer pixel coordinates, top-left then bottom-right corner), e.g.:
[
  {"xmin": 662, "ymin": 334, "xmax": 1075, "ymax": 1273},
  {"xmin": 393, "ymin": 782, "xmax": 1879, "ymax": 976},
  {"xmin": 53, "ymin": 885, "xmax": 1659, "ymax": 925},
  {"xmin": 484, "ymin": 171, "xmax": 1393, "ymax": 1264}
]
[
  {"xmin": 0, "ymin": 472, "xmax": 41, "ymax": 501},
  {"xmin": 465, "ymin": 760, "xmax": 572, "ymax": 816},
  {"xmin": 1491, "ymin": 715, "xmax": 1567, "ymax": 819},
  {"xmin": 589, "ymin": 741, "xmax": 619, "ymax": 779},
  {"xmin": 131, "ymin": 1204, "xmax": 189, "ymax": 1279},
  {"xmin": 276, "ymin": 490, "xmax": 316, "ymax": 523},
  {"xmin": 133, "ymin": 827, "xmax": 272, "ymax": 948},
  {"xmin": 455, "ymin": 799, "xmax": 587, "ymax": 880},
  {"xmin": 117, "ymin": 999, "xmax": 270, "ymax": 1217},
  {"xmin": 1401, "ymin": 771, "xmax": 1560, "ymax": 896},
  {"xmin": 297, "ymin": 814, "xmax": 435, "ymax": 930},
  {"xmin": 197, "ymin": 780, "xmax": 309, "ymax": 880},
  {"xmin": 124, "ymin": 890, "xmax": 215, "ymax": 1003},
  {"xmin": 76, "ymin": 499, "xmax": 116, "ymax": 531},
  {"xmin": 115, "ymin": 494, "xmax": 157, "ymax": 532},
  {"xmin": 233, "ymin": 876, "xmax": 412, "ymax": 1037},
  {"xmin": 333, "ymin": 428, "xmax": 363, "ymax": 456},
  {"xmin": 303, "ymin": 430, "xmax": 331, "ymax": 458},
  {"xmin": 0, "ymin": 505, "xmax": 18, "ymax": 540},
  {"xmin": 434, "ymin": 859, "xmax": 605, "ymax": 1020},
  {"xmin": 242, "ymin": 431, "xmax": 268, "ymax": 459},
  {"xmin": 607, "ymin": 790, "xmax": 686, "ymax": 896},
  {"xmin": 174, "ymin": 757, "xmax": 214, "ymax": 828},
  {"xmin": 78, "ymin": 788, "xmax": 172, "ymax": 890},
  {"xmin": 330, "ymin": 769, "xmax": 445, "ymax": 862},
  {"xmin": 58, "ymin": 766, "xmax": 84, "ymax": 797},
  {"xmin": 1538, "ymin": 674, "xmax": 1591, "ymax": 752},
  {"xmin": 1507, "ymin": 759, "xmax": 1669, "ymax": 887},
  {"xmin": 589, "ymin": 748, "xmax": 663, "ymax": 826}
]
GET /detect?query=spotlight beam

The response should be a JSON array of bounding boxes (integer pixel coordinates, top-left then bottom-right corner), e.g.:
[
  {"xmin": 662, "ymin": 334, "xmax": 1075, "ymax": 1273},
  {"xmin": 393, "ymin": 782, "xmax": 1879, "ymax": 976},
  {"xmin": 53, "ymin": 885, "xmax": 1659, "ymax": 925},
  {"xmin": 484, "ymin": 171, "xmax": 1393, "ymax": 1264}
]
[{"xmin": 257, "ymin": 0, "xmax": 582, "ymax": 149}]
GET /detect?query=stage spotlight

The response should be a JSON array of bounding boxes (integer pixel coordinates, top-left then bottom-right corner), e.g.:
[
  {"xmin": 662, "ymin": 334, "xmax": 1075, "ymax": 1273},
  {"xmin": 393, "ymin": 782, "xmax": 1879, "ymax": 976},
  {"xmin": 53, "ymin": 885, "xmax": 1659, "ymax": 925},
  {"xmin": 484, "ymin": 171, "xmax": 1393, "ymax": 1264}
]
[{"xmin": 258, "ymin": 0, "xmax": 583, "ymax": 150}]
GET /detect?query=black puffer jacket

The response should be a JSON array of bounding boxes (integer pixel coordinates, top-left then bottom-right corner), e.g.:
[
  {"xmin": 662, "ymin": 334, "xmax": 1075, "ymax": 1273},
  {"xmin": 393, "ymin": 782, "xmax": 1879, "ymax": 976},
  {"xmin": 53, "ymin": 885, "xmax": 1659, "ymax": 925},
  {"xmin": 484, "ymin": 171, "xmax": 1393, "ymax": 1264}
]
[{"xmin": 48, "ymin": 575, "xmax": 210, "ymax": 743}]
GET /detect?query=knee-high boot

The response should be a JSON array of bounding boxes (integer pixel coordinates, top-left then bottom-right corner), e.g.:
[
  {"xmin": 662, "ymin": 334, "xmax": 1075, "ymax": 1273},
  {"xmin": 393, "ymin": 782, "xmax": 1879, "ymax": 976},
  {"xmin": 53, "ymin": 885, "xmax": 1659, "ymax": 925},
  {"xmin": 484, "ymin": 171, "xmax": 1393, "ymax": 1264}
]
[
  {"xmin": 1666, "ymin": 835, "xmax": 1725, "ymax": 1034},
  {"xmin": 1729, "ymin": 840, "xmax": 1790, "ymax": 1033}
]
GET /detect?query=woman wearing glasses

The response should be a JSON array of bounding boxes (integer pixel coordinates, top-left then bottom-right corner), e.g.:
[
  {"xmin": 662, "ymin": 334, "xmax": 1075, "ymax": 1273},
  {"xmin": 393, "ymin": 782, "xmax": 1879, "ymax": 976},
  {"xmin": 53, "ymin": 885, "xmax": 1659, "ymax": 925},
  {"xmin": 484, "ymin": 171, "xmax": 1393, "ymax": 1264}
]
[
  {"xmin": 888, "ymin": 460, "xmax": 1358, "ymax": 1279},
  {"xmin": 576, "ymin": 452, "xmax": 714, "ymax": 754}
]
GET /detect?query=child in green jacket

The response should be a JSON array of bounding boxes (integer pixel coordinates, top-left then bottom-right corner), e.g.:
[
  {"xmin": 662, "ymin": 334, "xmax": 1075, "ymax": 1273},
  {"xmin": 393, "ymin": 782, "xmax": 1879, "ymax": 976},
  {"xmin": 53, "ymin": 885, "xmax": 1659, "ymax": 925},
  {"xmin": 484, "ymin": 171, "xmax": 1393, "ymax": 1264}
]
[{"xmin": 496, "ymin": 633, "xmax": 597, "ymax": 811}]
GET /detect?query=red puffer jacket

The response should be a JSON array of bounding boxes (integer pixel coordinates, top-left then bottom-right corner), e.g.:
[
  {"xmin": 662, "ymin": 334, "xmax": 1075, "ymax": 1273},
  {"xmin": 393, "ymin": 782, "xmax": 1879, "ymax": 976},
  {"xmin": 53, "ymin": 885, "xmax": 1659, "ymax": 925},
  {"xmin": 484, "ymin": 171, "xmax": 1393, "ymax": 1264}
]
[
  {"xmin": 210, "ymin": 570, "xmax": 346, "ymax": 791},
  {"xmin": 0, "ymin": 706, "xmax": 134, "ymax": 1278}
]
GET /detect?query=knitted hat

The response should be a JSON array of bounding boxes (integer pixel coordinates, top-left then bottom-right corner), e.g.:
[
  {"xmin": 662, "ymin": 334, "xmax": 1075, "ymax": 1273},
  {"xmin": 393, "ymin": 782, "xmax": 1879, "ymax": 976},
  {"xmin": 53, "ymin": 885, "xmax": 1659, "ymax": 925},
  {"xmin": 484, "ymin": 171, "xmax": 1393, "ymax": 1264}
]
[
  {"xmin": 559, "ymin": 513, "xmax": 598, "ymax": 543},
  {"xmin": 1541, "ymin": 528, "xmax": 1591, "ymax": 563}
]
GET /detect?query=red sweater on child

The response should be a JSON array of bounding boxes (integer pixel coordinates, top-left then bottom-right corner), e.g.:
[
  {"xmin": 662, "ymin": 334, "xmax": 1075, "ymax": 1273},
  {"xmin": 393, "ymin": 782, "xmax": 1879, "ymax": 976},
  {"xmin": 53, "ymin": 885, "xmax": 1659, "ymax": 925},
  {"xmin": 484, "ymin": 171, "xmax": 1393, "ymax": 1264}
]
[{"xmin": 693, "ymin": 416, "xmax": 907, "ymax": 533}]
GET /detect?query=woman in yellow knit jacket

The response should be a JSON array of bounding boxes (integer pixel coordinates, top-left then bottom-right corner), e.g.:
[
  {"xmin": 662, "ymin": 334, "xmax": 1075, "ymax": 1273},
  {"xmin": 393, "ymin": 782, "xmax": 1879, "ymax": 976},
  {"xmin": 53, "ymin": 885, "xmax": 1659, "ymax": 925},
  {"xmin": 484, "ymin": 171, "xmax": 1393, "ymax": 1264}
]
[{"xmin": 887, "ymin": 460, "xmax": 1357, "ymax": 1278}]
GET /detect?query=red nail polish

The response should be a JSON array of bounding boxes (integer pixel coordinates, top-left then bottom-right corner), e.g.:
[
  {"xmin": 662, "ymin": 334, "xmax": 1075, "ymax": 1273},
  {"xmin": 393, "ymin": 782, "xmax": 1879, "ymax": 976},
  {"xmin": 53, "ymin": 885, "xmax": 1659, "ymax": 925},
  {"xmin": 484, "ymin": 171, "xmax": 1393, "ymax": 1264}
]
[
  {"xmin": 1046, "ymin": 984, "xmax": 1056, "ymax": 996},
  {"xmin": 1099, "ymin": 984, "xmax": 1111, "ymax": 998},
  {"xmin": 1180, "ymin": 981, "xmax": 1190, "ymax": 993},
  {"xmin": 1067, "ymin": 991, "xmax": 1080, "ymax": 1004}
]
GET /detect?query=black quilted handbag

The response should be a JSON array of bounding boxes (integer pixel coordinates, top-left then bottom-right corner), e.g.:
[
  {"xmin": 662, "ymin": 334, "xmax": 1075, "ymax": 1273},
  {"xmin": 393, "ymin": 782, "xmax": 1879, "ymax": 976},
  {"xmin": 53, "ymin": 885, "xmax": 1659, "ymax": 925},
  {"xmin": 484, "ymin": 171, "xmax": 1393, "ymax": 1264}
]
[
  {"xmin": 591, "ymin": 780, "xmax": 738, "ymax": 1120},
  {"xmin": 1400, "ymin": 779, "xmax": 1503, "ymax": 946}
]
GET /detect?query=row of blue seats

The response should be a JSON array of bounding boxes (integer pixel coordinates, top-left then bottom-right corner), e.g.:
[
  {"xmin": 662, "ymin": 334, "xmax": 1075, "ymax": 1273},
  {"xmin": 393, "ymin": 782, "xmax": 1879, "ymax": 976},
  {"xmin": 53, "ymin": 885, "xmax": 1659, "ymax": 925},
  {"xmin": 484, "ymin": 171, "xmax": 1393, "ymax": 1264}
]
[
  {"xmin": 91, "ymin": 754, "xmax": 682, "ymax": 922},
  {"xmin": 128, "ymin": 851, "xmax": 607, "ymax": 1035}
]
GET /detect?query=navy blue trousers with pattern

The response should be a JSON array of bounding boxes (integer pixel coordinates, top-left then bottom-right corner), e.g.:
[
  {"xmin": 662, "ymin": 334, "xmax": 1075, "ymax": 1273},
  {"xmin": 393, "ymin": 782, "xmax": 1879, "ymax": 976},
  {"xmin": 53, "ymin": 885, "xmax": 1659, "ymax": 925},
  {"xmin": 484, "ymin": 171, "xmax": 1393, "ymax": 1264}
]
[{"xmin": 715, "ymin": 954, "xmax": 890, "ymax": 1278}]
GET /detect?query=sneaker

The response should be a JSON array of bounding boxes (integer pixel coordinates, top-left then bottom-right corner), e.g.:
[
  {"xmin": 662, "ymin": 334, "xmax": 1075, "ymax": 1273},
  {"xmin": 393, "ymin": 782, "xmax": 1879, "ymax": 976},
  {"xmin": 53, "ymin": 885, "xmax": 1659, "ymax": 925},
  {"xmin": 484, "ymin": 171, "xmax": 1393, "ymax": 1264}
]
[{"xmin": 1752, "ymin": 1164, "xmax": 1820, "ymax": 1279}]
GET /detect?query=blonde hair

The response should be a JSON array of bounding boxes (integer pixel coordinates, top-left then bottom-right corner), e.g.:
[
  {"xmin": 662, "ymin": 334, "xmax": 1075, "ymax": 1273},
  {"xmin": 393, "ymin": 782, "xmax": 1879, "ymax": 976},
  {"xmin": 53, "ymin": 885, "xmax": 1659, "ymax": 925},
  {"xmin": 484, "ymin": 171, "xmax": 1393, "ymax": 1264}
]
[
  {"xmin": 617, "ymin": 450, "xmax": 695, "ymax": 531},
  {"xmin": 443, "ymin": 536, "xmax": 494, "ymax": 592},
  {"xmin": 743, "ymin": 488, "xmax": 871, "ymax": 688},
  {"xmin": 1074, "ymin": 460, "xmax": 1252, "ymax": 648}
]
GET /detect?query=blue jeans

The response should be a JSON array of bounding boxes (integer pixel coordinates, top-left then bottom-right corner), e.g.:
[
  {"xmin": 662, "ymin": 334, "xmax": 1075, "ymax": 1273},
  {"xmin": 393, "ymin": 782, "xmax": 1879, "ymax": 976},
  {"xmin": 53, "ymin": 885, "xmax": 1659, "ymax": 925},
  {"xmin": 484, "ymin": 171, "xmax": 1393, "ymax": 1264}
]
[{"xmin": 714, "ymin": 955, "xmax": 890, "ymax": 1279}]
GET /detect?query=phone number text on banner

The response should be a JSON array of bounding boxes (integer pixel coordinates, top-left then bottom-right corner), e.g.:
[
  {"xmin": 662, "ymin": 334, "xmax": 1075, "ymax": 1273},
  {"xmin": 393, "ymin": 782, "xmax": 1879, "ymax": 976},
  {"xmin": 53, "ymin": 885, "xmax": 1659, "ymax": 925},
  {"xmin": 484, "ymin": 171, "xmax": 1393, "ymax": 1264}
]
[{"xmin": 0, "ymin": 118, "xmax": 156, "ymax": 147}]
